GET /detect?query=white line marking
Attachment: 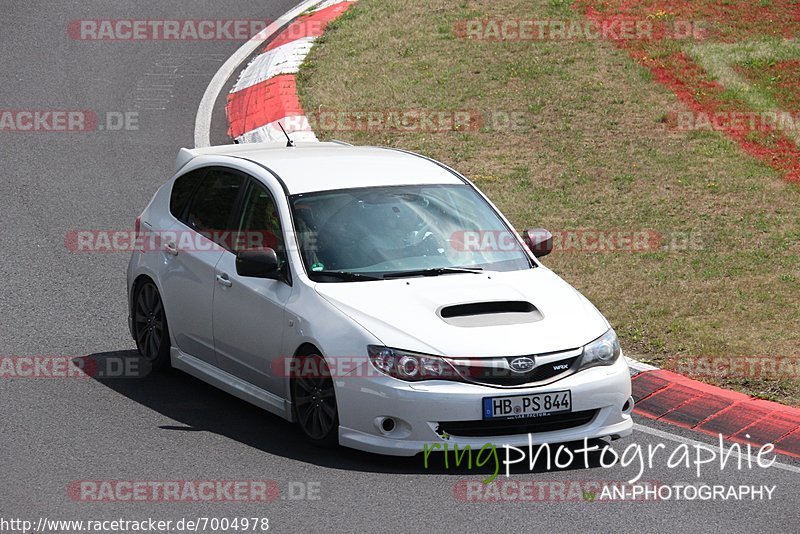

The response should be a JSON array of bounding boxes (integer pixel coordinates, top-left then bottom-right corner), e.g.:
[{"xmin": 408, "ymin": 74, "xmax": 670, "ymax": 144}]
[
  {"xmin": 194, "ymin": 0, "xmax": 328, "ymax": 148},
  {"xmin": 633, "ymin": 423, "xmax": 800, "ymax": 475}
]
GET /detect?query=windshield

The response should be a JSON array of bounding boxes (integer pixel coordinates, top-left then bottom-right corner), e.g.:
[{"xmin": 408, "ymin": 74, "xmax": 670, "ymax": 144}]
[{"xmin": 289, "ymin": 184, "xmax": 532, "ymax": 281}]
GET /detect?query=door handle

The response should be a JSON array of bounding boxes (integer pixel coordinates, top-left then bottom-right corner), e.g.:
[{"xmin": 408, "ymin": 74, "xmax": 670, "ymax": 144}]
[
  {"xmin": 216, "ymin": 273, "xmax": 233, "ymax": 287},
  {"xmin": 164, "ymin": 242, "xmax": 179, "ymax": 256}
]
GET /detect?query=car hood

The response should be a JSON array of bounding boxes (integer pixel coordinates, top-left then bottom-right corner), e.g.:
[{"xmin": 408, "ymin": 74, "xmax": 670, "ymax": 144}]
[{"xmin": 314, "ymin": 267, "xmax": 609, "ymax": 357}]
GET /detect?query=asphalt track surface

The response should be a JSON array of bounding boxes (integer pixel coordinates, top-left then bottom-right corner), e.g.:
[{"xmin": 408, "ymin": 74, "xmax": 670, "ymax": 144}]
[{"xmin": 0, "ymin": 2, "xmax": 798, "ymax": 532}]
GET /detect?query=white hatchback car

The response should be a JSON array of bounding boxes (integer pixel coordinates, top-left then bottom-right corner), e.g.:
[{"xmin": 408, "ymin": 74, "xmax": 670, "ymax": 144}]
[{"xmin": 127, "ymin": 142, "xmax": 633, "ymax": 455}]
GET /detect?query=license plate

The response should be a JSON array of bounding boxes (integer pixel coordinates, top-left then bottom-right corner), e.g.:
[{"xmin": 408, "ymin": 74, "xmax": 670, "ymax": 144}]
[{"xmin": 482, "ymin": 390, "xmax": 572, "ymax": 420}]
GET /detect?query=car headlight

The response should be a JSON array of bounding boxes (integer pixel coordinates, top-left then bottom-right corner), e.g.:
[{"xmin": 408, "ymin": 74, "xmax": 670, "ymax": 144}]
[
  {"xmin": 579, "ymin": 329, "xmax": 621, "ymax": 370},
  {"xmin": 368, "ymin": 346, "xmax": 457, "ymax": 382}
]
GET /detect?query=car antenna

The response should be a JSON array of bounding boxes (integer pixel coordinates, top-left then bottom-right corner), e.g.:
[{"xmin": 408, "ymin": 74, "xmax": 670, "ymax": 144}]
[{"xmin": 278, "ymin": 122, "xmax": 295, "ymax": 147}]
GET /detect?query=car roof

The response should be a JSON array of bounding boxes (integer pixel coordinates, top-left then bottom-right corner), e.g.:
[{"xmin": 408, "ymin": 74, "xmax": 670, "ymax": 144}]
[{"xmin": 177, "ymin": 142, "xmax": 465, "ymax": 195}]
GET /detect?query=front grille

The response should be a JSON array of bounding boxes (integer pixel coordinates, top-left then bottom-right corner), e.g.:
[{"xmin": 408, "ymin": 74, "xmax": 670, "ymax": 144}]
[
  {"xmin": 448, "ymin": 353, "xmax": 581, "ymax": 388},
  {"xmin": 437, "ymin": 409, "xmax": 598, "ymax": 438}
]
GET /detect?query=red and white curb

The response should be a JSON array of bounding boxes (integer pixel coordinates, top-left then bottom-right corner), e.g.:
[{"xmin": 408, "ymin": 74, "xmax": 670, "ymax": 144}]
[
  {"xmin": 627, "ymin": 358, "xmax": 799, "ymax": 458},
  {"xmin": 225, "ymin": 0, "xmax": 356, "ymax": 144}
]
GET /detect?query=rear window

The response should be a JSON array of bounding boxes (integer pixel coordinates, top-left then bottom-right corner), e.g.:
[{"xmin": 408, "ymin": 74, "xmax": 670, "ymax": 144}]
[
  {"xmin": 170, "ymin": 169, "xmax": 205, "ymax": 222},
  {"xmin": 184, "ymin": 169, "xmax": 246, "ymax": 237}
]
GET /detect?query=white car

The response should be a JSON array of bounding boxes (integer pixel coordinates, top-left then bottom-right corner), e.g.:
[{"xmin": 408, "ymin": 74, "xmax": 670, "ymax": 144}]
[{"xmin": 127, "ymin": 142, "xmax": 633, "ymax": 455}]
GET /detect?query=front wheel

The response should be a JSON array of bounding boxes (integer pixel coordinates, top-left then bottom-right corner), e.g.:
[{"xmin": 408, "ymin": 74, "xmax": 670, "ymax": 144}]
[
  {"xmin": 133, "ymin": 280, "xmax": 171, "ymax": 369},
  {"xmin": 292, "ymin": 353, "xmax": 339, "ymax": 447}
]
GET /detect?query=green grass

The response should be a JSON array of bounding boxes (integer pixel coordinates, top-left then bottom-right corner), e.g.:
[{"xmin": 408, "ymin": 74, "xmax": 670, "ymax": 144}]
[{"xmin": 298, "ymin": 0, "xmax": 800, "ymax": 405}]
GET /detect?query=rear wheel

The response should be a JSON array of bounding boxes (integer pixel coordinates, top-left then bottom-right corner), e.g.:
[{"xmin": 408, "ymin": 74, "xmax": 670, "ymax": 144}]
[
  {"xmin": 292, "ymin": 353, "xmax": 339, "ymax": 447},
  {"xmin": 133, "ymin": 280, "xmax": 170, "ymax": 369}
]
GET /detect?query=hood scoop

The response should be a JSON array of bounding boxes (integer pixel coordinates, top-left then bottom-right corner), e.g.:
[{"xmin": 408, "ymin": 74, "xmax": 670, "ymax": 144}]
[{"xmin": 438, "ymin": 301, "xmax": 544, "ymax": 327}]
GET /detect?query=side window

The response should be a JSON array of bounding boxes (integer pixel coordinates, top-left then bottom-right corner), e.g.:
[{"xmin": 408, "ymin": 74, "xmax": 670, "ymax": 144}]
[
  {"xmin": 169, "ymin": 169, "xmax": 205, "ymax": 222},
  {"xmin": 236, "ymin": 183, "xmax": 285, "ymax": 261},
  {"xmin": 185, "ymin": 169, "xmax": 246, "ymax": 246}
]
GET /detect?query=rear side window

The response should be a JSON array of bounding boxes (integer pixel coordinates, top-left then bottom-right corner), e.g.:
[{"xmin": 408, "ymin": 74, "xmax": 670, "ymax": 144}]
[
  {"xmin": 170, "ymin": 169, "xmax": 205, "ymax": 222},
  {"xmin": 185, "ymin": 170, "xmax": 246, "ymax": 239}
]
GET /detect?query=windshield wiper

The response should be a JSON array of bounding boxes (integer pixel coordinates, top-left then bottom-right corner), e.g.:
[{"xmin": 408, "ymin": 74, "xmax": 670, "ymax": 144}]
[
  {"xmin": 383, "ymin": 267, "xmax": 484, "ymax": 279},
  {"xmin": 308, "ymin": 271, "xmax": 383, "ymax": 282}
]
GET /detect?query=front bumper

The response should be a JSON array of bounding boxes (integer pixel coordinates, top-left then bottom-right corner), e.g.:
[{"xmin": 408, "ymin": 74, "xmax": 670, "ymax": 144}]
[{"xmin": 335, "ymin": 354, "xmax": 633, "ymax": 456}]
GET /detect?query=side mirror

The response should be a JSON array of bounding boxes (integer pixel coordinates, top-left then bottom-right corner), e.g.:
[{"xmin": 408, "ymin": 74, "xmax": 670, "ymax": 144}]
[
  {"xmin": 522, "ymin": 228, "xmax": 553, "ymax": 258},
  {"xmin": 236, "ymin": 248, "xmax": 280, "ymax": 279}
]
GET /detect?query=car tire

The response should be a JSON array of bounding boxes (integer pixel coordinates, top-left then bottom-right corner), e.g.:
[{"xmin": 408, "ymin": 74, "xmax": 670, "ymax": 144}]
[
  {"xmin": 291, "ymin": 352, "xmax": 339, "ymax": 448},
  {"xmin": 132, "ymin": 280, "xmax": 171, "ymax": 370}
]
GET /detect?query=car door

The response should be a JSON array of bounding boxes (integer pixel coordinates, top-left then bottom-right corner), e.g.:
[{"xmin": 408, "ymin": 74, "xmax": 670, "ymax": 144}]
[
  {"xmin": 160, "ymin": 167, "xmax": 246, "ymax": 365},
  {"xmin": 212, "ymin": 177, "xmax": 294, "ymax": 396}
]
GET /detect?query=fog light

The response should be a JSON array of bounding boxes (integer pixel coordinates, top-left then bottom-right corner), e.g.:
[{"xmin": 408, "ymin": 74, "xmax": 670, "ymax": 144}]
[
  {"xmin": 622, "ymin": 396, "xmax": 635, "ymax": 414},
  {"xmin": 381, "ymin": 417, "xmax": 396, "ymax": 433}
]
